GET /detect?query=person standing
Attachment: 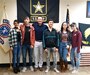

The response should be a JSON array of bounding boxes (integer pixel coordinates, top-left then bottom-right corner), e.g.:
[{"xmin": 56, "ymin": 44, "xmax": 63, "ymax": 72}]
[
  {"xmin": 33, "ymin": 17, "xmax": 47, "ymax": 71},
  {"xmin": 70, "ymin": 22, "xmax": 82, "ymax": 73},
  {"xmin": 43, "ymin": 19, "xmax": 59, "ymax": 73},
  {"xmin": 20, "ymin": 17, "xmax": 35, "ymax": 72},
  {"xmin": 9, "ymin": 20, "xmax": 21, "ymax": 74},
  {"xmin": 59, "ymin": 22, "xmax": 71, "ymax": 72}
]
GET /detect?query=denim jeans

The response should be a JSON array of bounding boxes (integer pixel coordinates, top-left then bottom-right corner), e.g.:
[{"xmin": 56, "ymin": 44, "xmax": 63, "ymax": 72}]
[
  {"xmin": 70, "ymin": 47, "xmax": 80, "ymax": 69},
  {"xmin": 46, "ymin": 47, "xmax": 57, "ymax": 68},
  {"xmin": 13, "ymin": 42, "xmax": 21, "ymax": 68},
  {"xmin": 59, "ymin": 42, "xmax": 68, "ymax": 62},
  {"xmin": 22, "ymin": 44, "xmax": 33, "ymax": 67}
]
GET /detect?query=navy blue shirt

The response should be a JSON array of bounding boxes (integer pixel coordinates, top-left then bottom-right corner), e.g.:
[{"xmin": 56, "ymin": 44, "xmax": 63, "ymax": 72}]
[{"xmin": 33, "ymin": 22, "xmax": 47, "ymax": 41}]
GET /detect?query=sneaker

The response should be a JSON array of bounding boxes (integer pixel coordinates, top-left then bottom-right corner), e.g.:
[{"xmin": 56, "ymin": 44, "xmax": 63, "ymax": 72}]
[
  {"xmin": 17, "ymin": 68, "xmax": 20, "ymax": 72},
  {"xmin": 39, "ymin": 67, "xmax": 43, "ymax": 71},
  {"xmin": 13, "ymin": 68, "xmax": 18, "ymax": 74},
  {"xmin": 45, "ymin": 67, "xmax": 49, "ymax": 73},
  {"xmin": 72, "ymin": 69, "xmax": 78, "ymax": 73},
  {"xmin": 22, "ymin": 67, "xmax": 27, "ymax": 72},
  {"xmin": 54, "ymin": 68, "xmax": 60, "ymax": 73},
  {"xmin": 30, "ymin": 66, "xmax": 34, "ymax": 71},
  {"xmin": 69, "ymin": 67, "xmax": 74, "ymax": 71},
  {"xmin": 34, "ymin": 68, "xmax": 38, "ymax": 72},
  {"xmin": 17, "ymin": 66, "xmax": 20, "ymax": 72}
]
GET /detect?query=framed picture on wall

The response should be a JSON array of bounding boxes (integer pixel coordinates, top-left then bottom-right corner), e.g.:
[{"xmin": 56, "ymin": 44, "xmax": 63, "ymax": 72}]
[{"xmin": 86, "ymin": 1, "xmax": 90, "ymax": 18}]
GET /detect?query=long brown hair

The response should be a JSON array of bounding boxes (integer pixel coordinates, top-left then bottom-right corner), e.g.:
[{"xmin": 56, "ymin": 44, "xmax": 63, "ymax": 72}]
[{"xmin": 61, "ymin": 22, "xmax": 68, "ymax": 32}]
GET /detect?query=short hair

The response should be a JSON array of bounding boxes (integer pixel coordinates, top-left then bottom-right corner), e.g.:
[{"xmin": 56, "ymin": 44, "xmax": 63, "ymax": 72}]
[
  {"xmin": 48, "ymin": 19, "xmax": 54, "ymax": 22},
  {"xmin": 14, "ymin": 20, "xmax": 19, "ymax": 24},
  {"xmin": 24, "ymin": 16, "xmax": 30, "ymax": 20},
  {"xmin": 70, "ymin": 22, "xmax": 77, "ymax": 27}
]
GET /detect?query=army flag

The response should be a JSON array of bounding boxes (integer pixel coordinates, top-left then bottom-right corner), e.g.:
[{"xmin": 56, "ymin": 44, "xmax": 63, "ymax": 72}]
[
  {"xmin": 17, "ymin": 0, "xmax": 59, "ymax": 23},
  {"xmin": 79, "ymin": 23, "xmax": 90, "ymax": 46}
]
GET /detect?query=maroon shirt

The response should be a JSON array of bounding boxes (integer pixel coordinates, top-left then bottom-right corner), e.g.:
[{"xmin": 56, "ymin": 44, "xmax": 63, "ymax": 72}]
[{"xmin": 72, "ymin": 30, "xmax": 82, "ymax": 53}]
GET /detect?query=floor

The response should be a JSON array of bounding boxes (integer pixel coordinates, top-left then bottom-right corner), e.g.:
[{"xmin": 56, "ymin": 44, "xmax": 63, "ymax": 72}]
[{"xmin": 0, "ymin": 66, "xmax": 90, "ymax": 75}]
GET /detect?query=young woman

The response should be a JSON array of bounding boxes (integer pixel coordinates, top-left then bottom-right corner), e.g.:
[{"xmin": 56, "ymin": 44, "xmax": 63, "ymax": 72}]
[
  {"xmin": 59, "ymin": 22, "xmax": 71, "ymax": 72},
  {"xmin": 70, "ymin": 23, "xmax": 82, "ymax": 73}
]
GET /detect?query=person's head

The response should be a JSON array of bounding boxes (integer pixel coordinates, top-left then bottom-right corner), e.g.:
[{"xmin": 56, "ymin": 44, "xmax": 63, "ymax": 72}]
[
  {"xmin": 71, "ymin": 22, "xmax": 78, "ymax": 31},
  {"xmin": 24, "ymin": 16, "xmax": 30, "ymax": 25},
  {"xmin": 48, "ymin": 19, "xmax": 54, "ymax": 28},
  {"xmin": 61, "ymin": 22, "xmax": 68, "ymax": 32},
  {"xmin": 37, "ymin": 16, "xmax": 43, "ymax": 25},
  {"xmin": 13, "ymin": 20, "xmax": 19, "ymax": 27}
]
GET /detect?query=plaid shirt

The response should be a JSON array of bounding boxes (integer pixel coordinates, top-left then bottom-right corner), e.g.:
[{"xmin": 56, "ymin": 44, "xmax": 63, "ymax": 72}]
[{"xmin": 9, "ymin": 28, "xmax": 21, "ymax": 48}]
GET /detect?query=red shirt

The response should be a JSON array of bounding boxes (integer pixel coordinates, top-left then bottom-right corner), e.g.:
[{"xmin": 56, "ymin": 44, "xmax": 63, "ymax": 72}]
[{"xmin": 72, "ymin": 30, "xmax": 82, "ymax": 53}]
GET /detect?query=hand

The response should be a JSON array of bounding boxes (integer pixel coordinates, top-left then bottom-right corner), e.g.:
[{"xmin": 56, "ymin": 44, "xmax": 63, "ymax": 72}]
[
  {"xmin": 54, "ymin": 47, "xmax": 58, "ymax": 52},
  {"xmin": 45, "ymin": 49, "xmax": 48, "ymax": 53},
  {"xmin": 31, "ymin": 45, "xmax": 33, "ymax": 48},
  {"xmin": 66, "ymin": 45, "xmax": 70, "ymax": 49},
  {"xmin": 10, "ymin": 47, "xmax": 13, "ymax": 51},
  {"xmin": 67, "ymin": 52, "xmax": 70, "ymax": 57},
  {"xmin": 77, "ymin": 49, "xmax": 80, "ymax": 53}
]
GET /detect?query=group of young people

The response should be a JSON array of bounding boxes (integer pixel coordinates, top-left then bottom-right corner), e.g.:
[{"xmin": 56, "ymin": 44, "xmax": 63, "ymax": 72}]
[{"xmin": 9, "ymin": 16, "xmax": 82, "ymax": 74}]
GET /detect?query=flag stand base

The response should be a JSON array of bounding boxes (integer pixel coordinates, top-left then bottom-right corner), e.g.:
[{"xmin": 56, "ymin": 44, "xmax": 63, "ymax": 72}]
[{"xmin": 8, "ymin": 65, "xmax": 13, "ymax": 71}]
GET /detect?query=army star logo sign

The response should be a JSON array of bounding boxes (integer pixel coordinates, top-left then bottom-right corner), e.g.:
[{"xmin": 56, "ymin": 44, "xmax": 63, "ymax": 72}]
[
  {"xmin": 33, "ymin": 1, "xmax": 44, "ymax": 13},
  {"xmin": 30, "ymin": 0, "xmax": 47, "ymax": 22},
  {"xmin": 30, "ymin": 0, "xmax": 47, "ymax": 15}
]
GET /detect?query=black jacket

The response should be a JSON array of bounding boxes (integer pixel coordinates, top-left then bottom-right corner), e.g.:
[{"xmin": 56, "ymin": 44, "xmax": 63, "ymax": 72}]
[{"xmin": 43, "ymin": 28, "xmax": 59, "ymax": 49}]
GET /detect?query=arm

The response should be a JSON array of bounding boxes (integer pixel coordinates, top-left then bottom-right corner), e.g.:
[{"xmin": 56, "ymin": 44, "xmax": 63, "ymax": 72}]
[
  {"xmin": 8, "ymin": 29, "xmax": 13, "ymax": 49},
  {"xmin": 77, "ymin": 31, "xmax": 82, "ymax": 53},
  {"xmin": 30, "ymin": 26, "xmax": 35, "ymax": 47},
  {"xmin": 68, "ymin": 32, "xmax": 72, "ymax": 45},
  {"xmin": 56, "ymin": 31, "xmax": 59, "ymax": 49},
  {"xmin": 43, "ymin": 31, "xmax": 46, "ymax": 49}
]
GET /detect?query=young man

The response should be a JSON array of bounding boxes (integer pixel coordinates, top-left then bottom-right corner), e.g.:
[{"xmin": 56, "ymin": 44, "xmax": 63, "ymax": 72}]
[
  {"xmin": 43, "ymin": 19, "xmax": 59, "ymax": 73},
  {"xmin": 20, "ymin": 17, "xmax": 35, "ymax": 72},
  {"xmin": 70, "ymin": 23, "xmax": 82, "ymax": 73},
  {"xmin": 9, "ymin": 20, "xmax": 21, "ymax": 74},
  {"xmin": 33, "ymin": 17, "xmax": 47, "ymax": 71}
]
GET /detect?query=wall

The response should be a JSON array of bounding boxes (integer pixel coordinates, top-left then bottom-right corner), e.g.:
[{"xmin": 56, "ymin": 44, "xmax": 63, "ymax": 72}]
[{"xmin": 0, "ymin": 0, "xmax": 90, "ymax": 63}]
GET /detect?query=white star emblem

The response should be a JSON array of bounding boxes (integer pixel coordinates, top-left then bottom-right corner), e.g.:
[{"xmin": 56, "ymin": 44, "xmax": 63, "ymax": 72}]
[{"xmin": 33, "ymin": 1, "xmax": 44, "ymax": 13}]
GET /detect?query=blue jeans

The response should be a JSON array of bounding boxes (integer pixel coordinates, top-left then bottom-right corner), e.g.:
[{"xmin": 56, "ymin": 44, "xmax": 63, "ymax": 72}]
[
  {"xmin": 59, "ymin": 42, "xmax": 68, "ymax": 62},
  {"xmin": 13, "ymin": 42, "xmax": 21, "ymax": 68},
  {"xmin": 70, "ymin": 47, "xmax": 80, "ymax": 69},
  {"xmin": 22, "ymin": 44, "xmax": 33, "ymax": 67}
]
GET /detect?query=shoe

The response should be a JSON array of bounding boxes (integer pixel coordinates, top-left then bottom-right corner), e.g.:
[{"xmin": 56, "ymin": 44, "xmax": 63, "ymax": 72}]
[
  {"xmin": 22, "ymin": 67, "xmax": 27, "ymax": 72},
  {"xmin": 64, "ymin": 62, "xmax": 68, "ymax": 71},
  {"xmin": 59, "ymin": 58, "xmax": 64, "ymax": 72},
  {"xmin": 13, "ymin": 68, "xmax": 18, "ymax": 74},
  {"xmin": 17, "ymin": 68, "xmax": 20, "ymax": 72},
  {"xmin": 17, "ymin": 67, "xmax": 20, "ymax": 72},
  {"xmin": 39, "ymin": 67, "xmax": 43, "ymax": 71},
  {"xmin": 45, "ymin": 67, "xmax": 49, "ymax": 73},
  {"xmin": 72, "ymin": 69, "xmax": 78, "ymax": 73},
  {"xmin": 30, "ymin": 66, "xmax": 34, "ymax": 71},
  {"xmin": 69, "ymin": 67, "xmax": 74, "ymax": 71},
  {"xmin": 54, "ymin": 68, "xmax": 60, "ymax": 73},
  {"xmin": 34, "ymin": 68, "xmax": 38, "ymax": 72}
]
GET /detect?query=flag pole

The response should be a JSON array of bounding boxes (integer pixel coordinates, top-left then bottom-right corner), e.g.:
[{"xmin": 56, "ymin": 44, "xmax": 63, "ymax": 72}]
[
  {"xmin": 66, "ymin": 4, "xmax": 70, "ymax": 25},
  {"xmin": 8, "ymin": 49, "xmax": 13, "ymax": 71},
  {"xmin": 3, "ymin": 0, "xmax": 13, "ymax": 71}
]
